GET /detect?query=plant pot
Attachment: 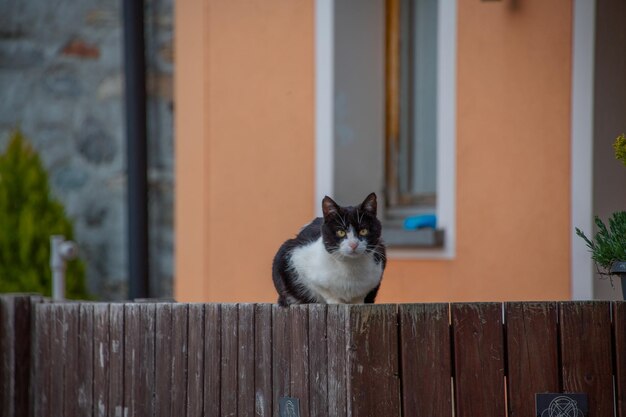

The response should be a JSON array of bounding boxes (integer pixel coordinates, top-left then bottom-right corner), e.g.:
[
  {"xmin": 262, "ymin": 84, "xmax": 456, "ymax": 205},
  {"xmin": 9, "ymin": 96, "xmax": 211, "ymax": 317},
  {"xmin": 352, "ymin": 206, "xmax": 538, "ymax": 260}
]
[{"xmin": 610, "ymin": 261, "xmax": 626, "ymax": 300}]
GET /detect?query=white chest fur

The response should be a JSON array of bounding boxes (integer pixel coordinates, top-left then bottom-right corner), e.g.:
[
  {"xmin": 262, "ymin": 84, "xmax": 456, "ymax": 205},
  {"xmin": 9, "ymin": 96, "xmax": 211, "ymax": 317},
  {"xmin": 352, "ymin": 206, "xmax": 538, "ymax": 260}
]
[{"xmin": 288, "ymin": 238, "xmax": 382, "ymax": 304}]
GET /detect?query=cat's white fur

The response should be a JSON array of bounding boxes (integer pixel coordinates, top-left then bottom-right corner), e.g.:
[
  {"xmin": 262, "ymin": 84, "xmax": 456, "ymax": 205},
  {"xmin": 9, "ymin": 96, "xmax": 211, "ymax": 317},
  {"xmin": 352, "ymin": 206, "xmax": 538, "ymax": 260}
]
[{"xmin": 288, "ymin": 228, "xmax": 382, "ymax": 304}]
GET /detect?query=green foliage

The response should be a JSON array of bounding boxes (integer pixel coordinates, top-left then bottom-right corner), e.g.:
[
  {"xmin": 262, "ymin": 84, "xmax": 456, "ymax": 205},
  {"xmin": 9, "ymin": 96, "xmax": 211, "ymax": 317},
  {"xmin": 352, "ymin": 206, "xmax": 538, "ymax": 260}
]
[
  {"xmin": 615, "ymin": 133, "xmax": 626, "ymax": 167},
  {"xmin": 0, "ymin": 130, "xmax": 89, "ymax": 298},
  {"xmin": 576, "ymin": 212, "xmax": 626, "ymax": 273}
]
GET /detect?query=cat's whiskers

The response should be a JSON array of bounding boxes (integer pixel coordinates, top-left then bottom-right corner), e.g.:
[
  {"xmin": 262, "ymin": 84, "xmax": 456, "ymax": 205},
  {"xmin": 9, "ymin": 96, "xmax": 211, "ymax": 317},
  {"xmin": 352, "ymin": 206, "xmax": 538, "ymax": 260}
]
[{"xmin": 366, "ymin": 247, "xmax": 387, "ymax": 261}]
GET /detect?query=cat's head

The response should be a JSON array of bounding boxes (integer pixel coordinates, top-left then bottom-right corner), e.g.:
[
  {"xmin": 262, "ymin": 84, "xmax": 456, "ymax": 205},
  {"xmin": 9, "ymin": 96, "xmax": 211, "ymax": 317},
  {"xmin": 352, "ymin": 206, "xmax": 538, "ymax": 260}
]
[{"xmin": 321, "ymin": 193, "xmax": 383, "ymax": 258}]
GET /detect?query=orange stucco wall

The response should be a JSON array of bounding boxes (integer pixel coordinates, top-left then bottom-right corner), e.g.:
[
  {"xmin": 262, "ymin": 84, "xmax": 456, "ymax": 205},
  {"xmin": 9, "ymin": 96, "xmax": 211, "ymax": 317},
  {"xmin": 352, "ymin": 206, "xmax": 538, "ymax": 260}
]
[
  {"xmin": 379, "ymin": 0, "xmax": 573, "ymax": 302},
  {"xmin": 175, "ymin": 0, "xmax": 315, "ymax": 302},
  {"xmin": 175, "ymin": 0, "xmax": 572, "ymax": 302}
]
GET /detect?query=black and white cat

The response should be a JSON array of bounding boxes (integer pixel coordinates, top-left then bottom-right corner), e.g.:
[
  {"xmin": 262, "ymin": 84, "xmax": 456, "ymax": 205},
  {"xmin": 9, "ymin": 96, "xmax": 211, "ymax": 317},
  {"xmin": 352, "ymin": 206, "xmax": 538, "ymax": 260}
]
[{"xmin": 272, "ymin": 193, "xmax": 386, "ymax": 306}]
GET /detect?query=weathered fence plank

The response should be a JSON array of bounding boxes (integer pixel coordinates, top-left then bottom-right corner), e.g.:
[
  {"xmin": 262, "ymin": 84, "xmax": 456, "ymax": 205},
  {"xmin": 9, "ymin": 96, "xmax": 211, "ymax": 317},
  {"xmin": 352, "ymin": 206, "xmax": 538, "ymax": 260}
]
[
  {"xmin": 238, "ymin": 304, "xmax": 255, "ymax": 417},
  {"xmin": 124, "ymin": 303, "xmax": 139, "ymax": 417},
  {"xmin": 50, "ymin": 305, "xmax": 65, "ymax": 417},
  {"xmin": 78, "ymin": 304, "xmax": 94, "ymax": 417},
  {"xmin": 1, "ymin": 296, "xmax": 15, "ymax": 417},
  {"xmin": 254, "ymin": 304, "xmax": 272, "ymax": 417},
  {"xmin": 33, "ymin": 302, "xmax": 52, "ymax": 417},
  {"xmin": 142, "ymin": 304, "xmax": 156, "ymax": 416},
  {"xmin": 347, "ymin": 304, "xmax": 400, "ymax": 417},
  {"xmin": 560, "ymin": 302, "xmax": 614, "ymax": 417},
  {"xmin": 0, "ymin": 296, "xmax": 19, "ymax": 417},
  {"xmin": 63, "ymin": 305, "xmax": 80, "ymax": 417},
  {"xmin": 15, "ymin": 296, "xmax": 37, "ymax": 417},
  {"xmin": 308, "ymin": 304, "xmax": 328, "ymax": 417},
  {"xmin": 272, "ymin": 305, "xmax": 290, "ymax": 417},
  {"xmin": 399, "ymin": 303, "xmax": 452, "ymax": 417},
  {"xmin": 615, "ymin": 302, "xmax": 626, "ymax": 417},
  {"xmin": 188, "ymin": 304, "xmax": 205, "ymax": 417},
  {"xmin": 327, "ymin": 305, "xmax": 347, "ymax": 417},
  {"xmin": 108, "ymin": 304, "xmax": 125, "ymax": 417},
  {"xmin": 204, "ymin": 304, "xmax": 221, "ymax": 417},
  {"xmin": 505, "ymin": 302, "xmax": 559, "ymax": 417},
  {"xmin": 290, "ymin": 305, "xmax": 310, "ymax": 417},
  {"xmin": 155, "ymin": 303, "xmax": 173, "ymax": 417},
  {"xmin": 1, "ymin": 295, "xmax": 42, "ymax": 417},
  {"xmin": 171, "ymin": 304, "xmax": 189, "ymax": 416},
  {"xmin": 221, "ymin": 304, "xmax": 239, "ymax": 417},
  {"xmin": 93, "ymin": 304, "xmax": 110, "ymax": 417},
  {"xmin": 452, "ymin": 303, "xmax": 506, "ymax": 417},
  {"xmin": 124, "ymin": 304, "xmax": 156, "ymax": 417}
]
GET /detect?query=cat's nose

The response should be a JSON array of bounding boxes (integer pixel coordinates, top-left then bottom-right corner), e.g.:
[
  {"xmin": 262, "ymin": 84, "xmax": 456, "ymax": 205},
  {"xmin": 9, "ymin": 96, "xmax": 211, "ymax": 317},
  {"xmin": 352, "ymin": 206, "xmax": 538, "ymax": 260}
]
[{"xmin": 348, "ymin": 241, "xmax": 358, "ymax": 250}]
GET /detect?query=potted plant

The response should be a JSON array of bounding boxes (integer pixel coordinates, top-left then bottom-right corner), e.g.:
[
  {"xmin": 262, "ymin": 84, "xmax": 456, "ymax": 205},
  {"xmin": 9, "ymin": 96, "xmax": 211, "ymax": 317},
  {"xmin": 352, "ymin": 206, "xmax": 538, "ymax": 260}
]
[{"xmin": 576, "ymin": 133, "xmax": 626, "ymax": 299}]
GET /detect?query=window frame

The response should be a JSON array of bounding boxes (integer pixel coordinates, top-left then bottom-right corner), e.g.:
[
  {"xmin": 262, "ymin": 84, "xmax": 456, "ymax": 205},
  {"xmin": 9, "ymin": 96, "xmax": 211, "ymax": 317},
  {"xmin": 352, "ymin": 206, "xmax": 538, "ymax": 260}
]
[{"xmin": 314, "ymin": 0, "xmax": 457, "ymax": 259}]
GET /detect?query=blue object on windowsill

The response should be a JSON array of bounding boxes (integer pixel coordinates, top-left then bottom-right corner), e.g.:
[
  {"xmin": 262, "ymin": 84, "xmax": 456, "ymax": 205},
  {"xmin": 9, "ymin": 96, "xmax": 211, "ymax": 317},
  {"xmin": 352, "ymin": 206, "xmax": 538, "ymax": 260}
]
[{"xmin": 403, "ymin": 214, "xmax": 437, "ymax": 230}]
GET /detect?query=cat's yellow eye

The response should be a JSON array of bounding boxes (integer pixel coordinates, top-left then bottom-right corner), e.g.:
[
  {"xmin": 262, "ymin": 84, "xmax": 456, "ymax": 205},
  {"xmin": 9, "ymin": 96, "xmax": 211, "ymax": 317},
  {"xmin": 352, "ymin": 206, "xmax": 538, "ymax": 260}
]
[
  {"xmin": 359, "ymin": 228, "xmax": 369, "ymax": 236},
  {"xmin": 336, "ymin": 230, "xmax": 346, "ymax": 238}
]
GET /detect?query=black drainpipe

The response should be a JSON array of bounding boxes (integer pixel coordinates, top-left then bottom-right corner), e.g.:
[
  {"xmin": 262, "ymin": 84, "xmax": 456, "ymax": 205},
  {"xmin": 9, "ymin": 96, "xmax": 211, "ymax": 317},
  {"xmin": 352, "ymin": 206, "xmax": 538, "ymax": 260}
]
[{"xmin": 123, "ymin": 0, "xmax": 149, "ymax": 300}]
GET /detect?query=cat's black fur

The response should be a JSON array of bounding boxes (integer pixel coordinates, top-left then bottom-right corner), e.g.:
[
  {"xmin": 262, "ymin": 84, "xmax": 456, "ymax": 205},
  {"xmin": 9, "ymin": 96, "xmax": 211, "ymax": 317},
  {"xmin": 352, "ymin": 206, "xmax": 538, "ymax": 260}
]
[{"xmin": 272, "ymin": 193, "xmax": 386, "ymax": 306}]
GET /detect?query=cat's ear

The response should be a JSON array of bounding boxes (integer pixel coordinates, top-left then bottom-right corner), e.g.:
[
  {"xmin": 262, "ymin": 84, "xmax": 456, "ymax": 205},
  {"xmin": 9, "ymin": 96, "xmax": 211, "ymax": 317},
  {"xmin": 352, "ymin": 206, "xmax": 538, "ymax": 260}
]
[
  {"xmin": 360, "ymin": 193, "xmax": 377, "ymax": 216},
  {"xmin": 322, "ymin": 196, "xmax": 340, "ymax": 218}
]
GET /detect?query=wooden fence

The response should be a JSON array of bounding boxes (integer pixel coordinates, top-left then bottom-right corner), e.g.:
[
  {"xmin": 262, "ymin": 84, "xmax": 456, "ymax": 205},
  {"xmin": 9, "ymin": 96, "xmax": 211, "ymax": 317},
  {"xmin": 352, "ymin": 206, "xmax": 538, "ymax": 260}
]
[{"xmin": 1, "ymin": 295, "xmax": 626, "ymax": 417}]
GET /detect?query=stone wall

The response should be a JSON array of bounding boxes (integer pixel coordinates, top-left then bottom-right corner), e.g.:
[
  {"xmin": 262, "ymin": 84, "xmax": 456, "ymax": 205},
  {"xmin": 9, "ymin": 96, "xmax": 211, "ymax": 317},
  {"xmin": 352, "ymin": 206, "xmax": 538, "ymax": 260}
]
[{"xmin": 0, "ymin": 0, "xmax": 174, "ymax": 299}]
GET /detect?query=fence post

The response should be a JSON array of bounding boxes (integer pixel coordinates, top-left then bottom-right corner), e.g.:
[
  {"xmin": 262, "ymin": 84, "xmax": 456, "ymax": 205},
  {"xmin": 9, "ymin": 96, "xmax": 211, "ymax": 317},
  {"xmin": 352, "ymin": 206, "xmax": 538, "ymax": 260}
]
[{"xmin": 0, "ymin": 295, "xmax": 43, "ymax": 417}]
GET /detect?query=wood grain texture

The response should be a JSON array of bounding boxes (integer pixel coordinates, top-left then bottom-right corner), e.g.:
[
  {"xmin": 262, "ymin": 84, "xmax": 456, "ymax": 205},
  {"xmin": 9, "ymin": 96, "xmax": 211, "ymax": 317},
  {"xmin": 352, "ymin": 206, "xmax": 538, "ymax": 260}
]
[
  {"xmin": 27, "ymin": 296, "xmax": 46, "ymax": 417},
  {"xmin": 187, "ymin": 304, "xmax": 205, "ymax": 417},
  {"xmin": 452, "ymin": 303, "xmax": 505, "ymax": 417},
  {"xmin": 290, "ymin": 305, "xmax": 310, "ymax": 417},
  {"xmin": 399, "ymin": 303, "xmax": 452, "ymax": 417},
  {"xmin": 308, "ymin": 304, "xmax": 328, "ymax": 417},
  {"xmin": 63, "ymin": 304, "xmax": 80, "ymax": 417},
  {"xmin": 33, "ymin": 302, "xmax": 52, "ymax": 417},
  {"xmin": 139, "ymin": 304, "xmax": 156, "ymax": 417},
  {"xmin": 204, "ymin": 304, "xmax": 221, "ymax": 417},
  {"xmin": 0, "ymin": 295, "xmax": 41, "ymax": 417},
  {"xmin": 124, "ymin": 303, "xmax": 157, "ymax": 417},
  {"xmin": 0, "ymin": 296, "xmax": 36, "ymax": 417},
  {"xmin": 155, "ymin": 303, "xmax": 173, "ymax": 417},
  {"xmin": 49, "ymin": 305, "xmax": 65, "ymax": 417},
  {"xmin": 221, "ymin": 304, "xmax": 239, "ymax": 417},
  {"xmin": 327, "ymin": 305, "xmax": 347, "ymax": 417},
  {"xmin": 108, "ymin": 304, "xmax": 125, "ymax": 417},
  {"xmin": 24, "ymin": 301, "xmax": 626, "ymax": 417},
  {"xmin": 272, "ymin": 305, "xmax": 290, "ymax": 417},
  {"xmin": 254, "ymin": 304, "xmax": 272, "ymax": 417},
  {"xmin": 93, "ymin": 304, "xmax": 110, "ymax": 417},
  {"xmin": 14, "ymin": 296, "xmax": 35, "ymax": 417},
  {"xmin": 123, "ymin": 304, "xmax": 139, "ymax": 417},
  {"xmin": 505, "ymin": 302, "xmax": 559, "ymax": 417},
  {"xmin": 0, "ymin": 296, "xmax": 15, "ymax": 417},
  {"xmin": 237, "ymin": 304, "xmax": 255, "ymax": 417},
  {"xmin": 615, "ymin": 302, "xmax": 626, "ymax": 417},
  {"xmin": 171, "ymin": 303, "xmax": 189, "ymax": 417},
  {"xmin": 30, "ymin": 304, "xmax": 53, "ymax": 416},
  {"xmin": 560, "ymin": 302, "xmax": 614, "ymax": 417},
  {"xmin": 78, "ymin": 304, "xmax": 94, "ymax": 417},
  {"xmin": 346, "ymin": 304, "xmax": 400, "ymax": 417},
  {"xmin": 142, "ymin": 304, "xmax": 157, "ymax": 416}
]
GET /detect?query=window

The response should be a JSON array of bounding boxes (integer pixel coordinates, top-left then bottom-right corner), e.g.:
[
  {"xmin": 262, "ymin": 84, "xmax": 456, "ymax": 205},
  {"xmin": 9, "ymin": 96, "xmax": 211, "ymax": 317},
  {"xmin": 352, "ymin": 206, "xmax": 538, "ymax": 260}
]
[
  {"xmin": 386, "ymin": 0, "xmax": 438, "ymax": 210},
  {"xmin": 316, "ymin": 0, "xmax": 456, "ymax": 256}
]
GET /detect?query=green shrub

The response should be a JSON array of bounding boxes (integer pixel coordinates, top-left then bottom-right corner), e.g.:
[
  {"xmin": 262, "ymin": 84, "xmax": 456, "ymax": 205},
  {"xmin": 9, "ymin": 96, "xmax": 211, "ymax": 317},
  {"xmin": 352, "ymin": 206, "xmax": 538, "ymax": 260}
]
[
  {"xmin": 0, "ymin": 130, "xmax": 89, "ymax": 299},
  {"xmin": 576, "ymin": 212, "xmax": 626, "ymax": 273},
  {"xmin": 615, "ymin": 133, "xmax": 626, "ymax": 167}
]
